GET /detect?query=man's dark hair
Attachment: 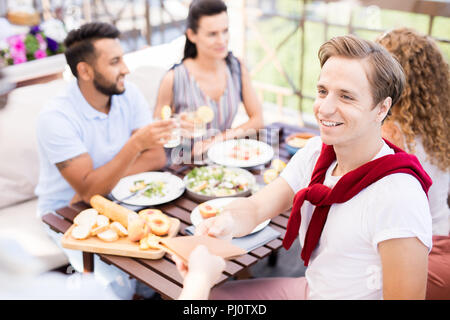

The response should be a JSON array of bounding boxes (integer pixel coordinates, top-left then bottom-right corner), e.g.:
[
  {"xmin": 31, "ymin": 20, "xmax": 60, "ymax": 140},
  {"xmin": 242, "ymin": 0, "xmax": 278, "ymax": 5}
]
[{"xmin": 64, "ymin": 22, "xmax": 120, "ymax": 78}]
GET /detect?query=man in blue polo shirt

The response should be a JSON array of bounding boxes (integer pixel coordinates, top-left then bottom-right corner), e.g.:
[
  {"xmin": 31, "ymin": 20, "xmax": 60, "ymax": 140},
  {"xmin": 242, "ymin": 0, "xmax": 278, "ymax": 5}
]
[
  {"xmin": 35, "ymin": 22, "xmax": 174, "ymax": 299},
  {"xmin": 36, "ymin": 22, "xmax": 174, "ymax": 216}
]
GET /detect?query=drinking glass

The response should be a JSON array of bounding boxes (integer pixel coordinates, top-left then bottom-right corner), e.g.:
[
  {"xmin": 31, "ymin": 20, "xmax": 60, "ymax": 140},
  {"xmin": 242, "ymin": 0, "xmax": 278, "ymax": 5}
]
[
  {"xmin": 163, "ymin": 114, "xmax": 181, "ymax": 148},
  {"xmin": 185, "ymin": 106, "xmax": 207, "ymax": 138}
]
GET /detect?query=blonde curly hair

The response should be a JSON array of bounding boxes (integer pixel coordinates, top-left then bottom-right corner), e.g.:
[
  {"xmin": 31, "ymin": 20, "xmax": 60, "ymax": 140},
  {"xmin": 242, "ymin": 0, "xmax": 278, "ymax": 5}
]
[{"xmin": 376, "ymin": 28, "xmax": 449, "ymax": 171}]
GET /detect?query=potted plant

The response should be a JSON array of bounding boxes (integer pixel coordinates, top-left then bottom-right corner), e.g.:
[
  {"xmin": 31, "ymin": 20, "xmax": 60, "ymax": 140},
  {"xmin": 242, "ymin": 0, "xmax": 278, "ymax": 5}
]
[{"xmin": 0, "ymin": 19, "xmax": 68, "ymax": 83}]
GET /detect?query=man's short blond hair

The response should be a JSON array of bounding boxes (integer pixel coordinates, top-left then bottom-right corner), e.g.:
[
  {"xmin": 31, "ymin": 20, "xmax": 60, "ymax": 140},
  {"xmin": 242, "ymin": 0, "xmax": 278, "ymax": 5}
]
[{"xmin": 318, "ymin": 35, "xmax": 405, "ymax": 108}]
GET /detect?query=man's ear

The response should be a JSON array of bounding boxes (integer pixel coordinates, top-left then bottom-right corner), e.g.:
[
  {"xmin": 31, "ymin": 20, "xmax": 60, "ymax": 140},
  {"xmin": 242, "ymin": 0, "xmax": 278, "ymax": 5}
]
[
  {"xmin": 377, "ymin": 97, "xmax": 392, "ymax": 123},
  {"xmin": 76, "ymin": 62, "xmax": 94, "ymax": 81}
]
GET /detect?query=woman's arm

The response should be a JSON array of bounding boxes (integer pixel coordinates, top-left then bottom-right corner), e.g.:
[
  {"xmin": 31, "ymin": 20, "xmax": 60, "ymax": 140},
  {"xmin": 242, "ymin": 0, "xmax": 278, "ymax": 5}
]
[{"xmin": 378, "ymin": 237, "xmax": 428, "ymax": 299}]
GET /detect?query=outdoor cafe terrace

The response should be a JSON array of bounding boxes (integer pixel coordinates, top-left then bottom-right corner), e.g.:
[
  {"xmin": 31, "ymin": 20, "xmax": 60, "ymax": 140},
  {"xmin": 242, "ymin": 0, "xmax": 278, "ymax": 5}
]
[{"xmin": 0, "ymin": 0, "xmax": 448, "ymax": 302}]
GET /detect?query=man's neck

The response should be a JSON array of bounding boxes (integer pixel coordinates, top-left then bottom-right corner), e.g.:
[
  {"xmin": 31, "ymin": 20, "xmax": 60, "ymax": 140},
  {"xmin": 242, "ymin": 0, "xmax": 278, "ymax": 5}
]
[
  {"xmin": 332, "ymin": 134, "xmax": 384, "ymax": 176},
  {"xmin": 77, "ymin": 80, "xmax": 111, "ymax": 114}
]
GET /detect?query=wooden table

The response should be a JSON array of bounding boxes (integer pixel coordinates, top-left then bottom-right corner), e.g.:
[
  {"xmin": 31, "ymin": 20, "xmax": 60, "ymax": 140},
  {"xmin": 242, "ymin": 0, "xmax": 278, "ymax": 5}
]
[{"xmin": 41, "ymin": 122, "xmax": 318, "ymax": 300}]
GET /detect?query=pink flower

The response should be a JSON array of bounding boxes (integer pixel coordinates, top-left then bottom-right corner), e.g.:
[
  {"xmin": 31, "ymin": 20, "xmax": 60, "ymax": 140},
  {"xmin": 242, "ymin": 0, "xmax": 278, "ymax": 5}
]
[
  {"xmin": 34, "ymin": 49, "xmax": 47, "ymax": 59},
  {"xmin": 36, "ymin": 34, "xmax": 47, "ymax": 51},
  {"xmin": 7, "ymin": 35, "xmax": 26, "ymax": 55},
  {"xmin": 12, "ymin": 53, "xmax": 27, "ymax": 64}
]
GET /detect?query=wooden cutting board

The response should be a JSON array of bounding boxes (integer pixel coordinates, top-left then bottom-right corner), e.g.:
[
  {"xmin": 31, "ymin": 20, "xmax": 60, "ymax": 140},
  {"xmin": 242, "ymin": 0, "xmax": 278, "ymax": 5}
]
[{"xmin": 61, "ymin": 218, "xmax": 180, "ymax": 260}]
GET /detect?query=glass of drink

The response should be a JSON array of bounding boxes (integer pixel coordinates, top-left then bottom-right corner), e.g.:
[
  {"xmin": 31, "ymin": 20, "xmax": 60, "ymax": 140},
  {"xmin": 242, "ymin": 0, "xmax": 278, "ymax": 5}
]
[
  {"xmin": 164, "ymin": 114, "xmax": 181, "ymax": 148},
  {"xmin": 186, "ymin": 112, "xmax": 207, "ymax": 138}
]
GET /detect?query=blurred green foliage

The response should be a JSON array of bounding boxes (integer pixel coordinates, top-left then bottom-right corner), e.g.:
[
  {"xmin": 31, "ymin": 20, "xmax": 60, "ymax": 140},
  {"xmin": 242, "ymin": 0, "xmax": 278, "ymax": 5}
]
[{"xmin": 246, "ymin": 0, "xmax": 450, "ymax": 115}]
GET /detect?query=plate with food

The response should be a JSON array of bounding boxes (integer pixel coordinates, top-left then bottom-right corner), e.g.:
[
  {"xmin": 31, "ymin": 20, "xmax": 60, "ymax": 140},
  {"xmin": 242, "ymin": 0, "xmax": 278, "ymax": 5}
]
[
  {"xmin": 285, "ymin": 132, "xmax": 316, "ymax": 155},
  {"xmin": 183, "ymin": 165, "xmax": 256, "ymax": 202},
  {"xmin": 207, "ymin": 139, "xmax": 274, "ymax": 168},
  {"xmin": 111, "ymin": 171, "xmax": 185, "ymax": 206},
  {"xmin": 190, "ymin": 197, "xmax": 270, "ymax": 235}
]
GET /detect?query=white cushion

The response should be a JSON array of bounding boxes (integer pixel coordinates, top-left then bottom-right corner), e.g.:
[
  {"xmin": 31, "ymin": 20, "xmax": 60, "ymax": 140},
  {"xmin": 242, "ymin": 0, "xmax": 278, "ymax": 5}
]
[
  {"xmin": 0, "ymin": 198, "xmax": 69, "ymax": 271},
  {"xmin": 0, "ymin": 79, "xmax": 68, "ymax": 209},
  {"xmin": 126, "ymin": 65, "xmax": 167, "ymax": 113}
]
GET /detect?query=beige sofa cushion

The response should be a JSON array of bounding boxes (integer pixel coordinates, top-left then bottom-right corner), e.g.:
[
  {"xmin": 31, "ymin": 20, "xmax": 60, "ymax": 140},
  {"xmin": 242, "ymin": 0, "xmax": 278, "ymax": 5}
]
[
  {"xmin": 0, "ymin": 198, "xmax": 69, "ymax": 270},
  {"xmin": 126, "ymin": 65, "xmax": 167, "ymax": 113},
  {"xmin": 0, "ymin": 79, "xmax": 68, "ymax": 209}
]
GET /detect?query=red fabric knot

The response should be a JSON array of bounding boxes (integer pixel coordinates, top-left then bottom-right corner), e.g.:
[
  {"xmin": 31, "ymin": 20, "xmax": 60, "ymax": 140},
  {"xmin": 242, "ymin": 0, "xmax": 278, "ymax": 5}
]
[
  {"xmin": 282, "ymin": 139, "xmax": 432, "ymax": 267},
  {"xmin": 305, "ymin": 184, "xmax": 332, "ymax": 206}
]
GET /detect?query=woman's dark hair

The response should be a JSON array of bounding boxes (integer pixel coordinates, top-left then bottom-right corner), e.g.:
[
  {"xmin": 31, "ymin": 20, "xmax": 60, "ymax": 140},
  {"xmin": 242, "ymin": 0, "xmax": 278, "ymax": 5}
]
[
  {"xmin": 64, "ymin": 22, "xmax": 120, "ymax": 78},
  {"xmin": 183, "ymin": 0, "xmax": 227, "ymax": 60}
]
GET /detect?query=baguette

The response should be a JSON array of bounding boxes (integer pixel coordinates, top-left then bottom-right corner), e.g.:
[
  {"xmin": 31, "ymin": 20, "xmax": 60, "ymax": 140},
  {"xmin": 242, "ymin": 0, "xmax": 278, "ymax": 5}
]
[{"xmin": 90, "ymin": 195, "xmax": 138, "ymax": 228}]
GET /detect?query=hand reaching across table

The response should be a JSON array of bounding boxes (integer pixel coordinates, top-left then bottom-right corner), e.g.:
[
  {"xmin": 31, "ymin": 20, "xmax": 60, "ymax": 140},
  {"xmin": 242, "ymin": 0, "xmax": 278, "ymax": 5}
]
[{"xmin": 173, "ymin": 245, "xmax": 225, "ymax": 300}]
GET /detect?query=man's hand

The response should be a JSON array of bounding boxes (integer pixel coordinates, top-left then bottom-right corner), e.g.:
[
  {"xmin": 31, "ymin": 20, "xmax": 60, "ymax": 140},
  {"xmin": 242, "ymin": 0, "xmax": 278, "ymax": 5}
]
[
  {"xmin": 131, "ymin": 119, "xmax": 175, "ymax": 151},
  {"xmin": 194, "ymin": 210, "xmax": 235, "ymax": 241}
]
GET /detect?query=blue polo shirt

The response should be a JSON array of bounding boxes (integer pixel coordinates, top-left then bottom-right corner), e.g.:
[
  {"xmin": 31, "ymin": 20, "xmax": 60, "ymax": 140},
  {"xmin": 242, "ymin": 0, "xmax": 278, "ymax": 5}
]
[{"xmin": 35, "ymin": 80, "xmax": 152, "ymax": 216}]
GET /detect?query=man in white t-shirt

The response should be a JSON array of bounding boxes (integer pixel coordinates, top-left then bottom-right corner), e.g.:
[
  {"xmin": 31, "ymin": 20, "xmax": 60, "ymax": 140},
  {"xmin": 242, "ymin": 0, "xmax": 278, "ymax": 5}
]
[{"xmin": 192, "ymin": 35, "xmax": 433, "ymax": 300}]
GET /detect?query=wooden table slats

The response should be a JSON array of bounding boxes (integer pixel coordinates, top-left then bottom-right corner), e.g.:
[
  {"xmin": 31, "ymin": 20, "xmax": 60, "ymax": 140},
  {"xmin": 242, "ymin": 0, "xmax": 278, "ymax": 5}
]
[
  {"xmin": 271, "ymin": 215, "xmax": 289, "ymax": 229},
  {"xmin": 54, "ymin": 206, "xmax": 79, "ymax": 222},
  {"xmin": 42, "ymin": 213, "xmax": 71, "ymax": 233},
  {"xmin": 100, "ymin": 254, "xmax": 183, "ymax": 300}
]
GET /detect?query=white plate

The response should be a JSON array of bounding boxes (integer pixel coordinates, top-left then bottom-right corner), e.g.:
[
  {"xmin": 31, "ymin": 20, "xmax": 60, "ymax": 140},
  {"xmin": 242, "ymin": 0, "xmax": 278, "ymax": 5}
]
[
  {"xmin": 111, "ymin": 172, "xmax": 185, "ymax": 206},
  {"xmin": 190, "ymin": 197, "xmax": 270, "ymax": 236},
  {"xmin": 207, "ymin": 139, "xmax": 274, "ymax": 168}
]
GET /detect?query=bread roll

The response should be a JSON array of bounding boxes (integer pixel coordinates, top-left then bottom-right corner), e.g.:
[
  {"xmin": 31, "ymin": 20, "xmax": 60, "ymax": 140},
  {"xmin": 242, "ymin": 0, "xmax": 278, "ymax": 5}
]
[{"xmin": 90, "ymin": 195, "xmax": 138, "ymax": 228}]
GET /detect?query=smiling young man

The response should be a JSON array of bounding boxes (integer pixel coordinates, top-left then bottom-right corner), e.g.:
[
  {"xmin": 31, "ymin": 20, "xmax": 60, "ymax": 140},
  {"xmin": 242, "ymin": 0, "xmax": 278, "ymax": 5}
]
[
  {"xmin": 35, "ymin": 22, "xmax": 174, "ymax": 298},
  {"xmin": 36, "ymin": 22, "xmax": 174, "ymax": 215},
  {"xmin": 195, "ymin": 35, "xmax": 433, "ymax": 300}
]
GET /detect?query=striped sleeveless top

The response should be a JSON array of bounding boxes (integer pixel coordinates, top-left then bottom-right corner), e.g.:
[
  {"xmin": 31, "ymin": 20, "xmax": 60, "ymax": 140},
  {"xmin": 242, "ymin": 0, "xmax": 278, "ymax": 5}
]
[{"xmin": 171, "ymin": 52, "xmax": 242, "ymax": 134}]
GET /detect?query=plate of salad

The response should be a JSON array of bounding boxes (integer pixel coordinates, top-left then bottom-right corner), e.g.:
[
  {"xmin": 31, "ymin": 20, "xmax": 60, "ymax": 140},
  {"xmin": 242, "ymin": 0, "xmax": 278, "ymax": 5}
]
[
  {"xmin": 111, "ymin": 172, "xmax": 185, "ymax": 206},
  {"xmin": 183, "ymin": 165, "xmax": 256, "ymax": 202}
]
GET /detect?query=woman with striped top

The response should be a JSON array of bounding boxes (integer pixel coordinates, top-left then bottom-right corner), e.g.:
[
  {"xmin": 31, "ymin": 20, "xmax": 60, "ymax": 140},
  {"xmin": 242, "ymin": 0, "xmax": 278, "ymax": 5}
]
[{"xmin": 154, "ymin": 0, "xmax": 263, "ymax": 157}]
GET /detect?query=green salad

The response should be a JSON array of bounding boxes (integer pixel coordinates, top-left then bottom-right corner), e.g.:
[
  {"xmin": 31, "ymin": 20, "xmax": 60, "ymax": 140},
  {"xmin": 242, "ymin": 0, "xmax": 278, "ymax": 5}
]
[
  {"xmin": 130, "ymin": 180, "xmax": 166, "ymax": 198},
  {"xmin": 185, "ymin": 165, "xmax": 250, "ymax": 197}
]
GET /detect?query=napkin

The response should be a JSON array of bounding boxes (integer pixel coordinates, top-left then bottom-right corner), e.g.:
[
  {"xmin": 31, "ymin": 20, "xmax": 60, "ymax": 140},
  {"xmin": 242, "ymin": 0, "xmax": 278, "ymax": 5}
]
[
  {"xmin": 159, "ymin": 235, "xmax": 247, "ymax": 263},
  {"xmin": 185, "ymin": 225, "xmax": 281, "ymax": 252}
]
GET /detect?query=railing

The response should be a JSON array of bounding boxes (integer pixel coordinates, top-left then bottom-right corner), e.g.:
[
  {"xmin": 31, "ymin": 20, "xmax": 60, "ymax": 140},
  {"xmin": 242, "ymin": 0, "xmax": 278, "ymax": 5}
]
[
  {"xmin": 5, "ymin": 0, "xmax": 449, "ymax": 127},
  {"xmin": 241, "ymin": 0, "xmax": 450, "ymax": 126},
  {"xmin": 8, "ymin": 0, "xmax": 190, "ymax": 48}
]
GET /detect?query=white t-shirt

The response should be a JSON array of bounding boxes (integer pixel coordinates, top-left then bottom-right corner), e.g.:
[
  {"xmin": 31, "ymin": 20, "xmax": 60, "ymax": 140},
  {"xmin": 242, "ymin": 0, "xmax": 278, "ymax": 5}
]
[
  {"xmin": 280, "ymin": 136, "xmax": 432, "ymax": 300},
  {"xmin": 410, "ymin": 137, "xmax": 449, "ymax": 236}
]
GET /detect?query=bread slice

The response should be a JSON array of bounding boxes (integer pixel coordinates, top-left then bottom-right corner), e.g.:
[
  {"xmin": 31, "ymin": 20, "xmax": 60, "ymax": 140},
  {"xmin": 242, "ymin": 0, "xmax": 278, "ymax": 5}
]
[
  {"xmin": 90, "ymin": 224, "xmax": 109, "ymax": 236},
  {"xmin": 110, "ymin": 221, "xmax": 128, "ymax": 237},
  {"xmin": 74, "ymin": 208, "xmax": 98, "ymax": 228},
  {"xmin": 97, "ymin": 229, "xmax": 119, "ymax": 242},
  {"xmin": 96, "ymin": 215, "xmax": 110, "ymax": 228},
  {"xmin": 71, "ymin": 225, "xmax": 91, "ymax": 240}
]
